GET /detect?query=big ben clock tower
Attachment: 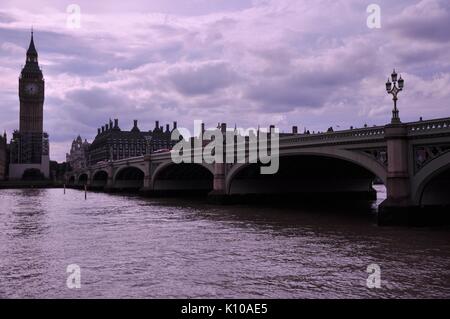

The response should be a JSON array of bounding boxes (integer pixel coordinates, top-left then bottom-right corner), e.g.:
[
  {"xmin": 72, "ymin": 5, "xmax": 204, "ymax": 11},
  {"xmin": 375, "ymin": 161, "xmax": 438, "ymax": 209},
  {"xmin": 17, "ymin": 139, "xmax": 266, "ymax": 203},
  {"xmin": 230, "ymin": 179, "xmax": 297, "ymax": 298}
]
[
  {"xmin": 19, "ymin": 30, "xmax": 45, "ymax": 133},
  {"xmin": 9, "ymin": 31, "xmax": 50, "ymax": 180}
]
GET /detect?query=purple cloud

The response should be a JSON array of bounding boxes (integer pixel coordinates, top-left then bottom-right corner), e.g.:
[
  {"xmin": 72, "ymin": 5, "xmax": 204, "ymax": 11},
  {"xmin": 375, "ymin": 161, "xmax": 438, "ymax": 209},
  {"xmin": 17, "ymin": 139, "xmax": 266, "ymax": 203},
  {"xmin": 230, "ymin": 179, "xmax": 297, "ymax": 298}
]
[
  {"xmin": 168, "ymin": 61, "xmax": 238, "ymax": 95},
  {"xmin": 389, "ymin": 0, "xmax": 450, "ymax": 42}
]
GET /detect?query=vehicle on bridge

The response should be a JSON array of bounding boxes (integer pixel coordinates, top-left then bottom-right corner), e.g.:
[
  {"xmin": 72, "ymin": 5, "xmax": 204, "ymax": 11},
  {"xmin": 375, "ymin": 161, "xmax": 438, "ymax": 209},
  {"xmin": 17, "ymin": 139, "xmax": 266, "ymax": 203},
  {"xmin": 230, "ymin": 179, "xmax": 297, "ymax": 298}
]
[{"xmin": 153, "ymin": 149, "xmax": 171, "ymax": 154}]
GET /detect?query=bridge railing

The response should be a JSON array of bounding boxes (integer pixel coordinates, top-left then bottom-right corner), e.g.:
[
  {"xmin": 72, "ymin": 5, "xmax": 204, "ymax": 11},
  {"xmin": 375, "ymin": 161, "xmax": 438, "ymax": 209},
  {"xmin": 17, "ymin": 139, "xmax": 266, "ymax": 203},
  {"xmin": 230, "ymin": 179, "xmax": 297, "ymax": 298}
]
[
  {"xmin": 407, "ymin": 117, "xmax": 450, "ymax": 136},
  {"xmin": 278, "ymin": 126, "xmax": 385, "ymax": 145}
]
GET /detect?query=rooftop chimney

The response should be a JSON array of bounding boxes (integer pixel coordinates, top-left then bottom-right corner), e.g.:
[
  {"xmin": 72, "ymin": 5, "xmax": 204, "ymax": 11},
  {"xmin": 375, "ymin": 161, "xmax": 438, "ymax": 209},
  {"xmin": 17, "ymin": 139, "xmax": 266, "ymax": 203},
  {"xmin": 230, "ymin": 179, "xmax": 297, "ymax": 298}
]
[
  {"xmin": 97, "ymin": 128, "xmax": 101, "ymax": 135},
  {"xmin": 105, "ymin": 123, "xmax": 109, "ymax": 131},
  {"xmin": 101, "ymin": 126, "xmax": 105, "ymax": 133},
  {"xmin": 114, "ymin": 119, "xmax": 119, "ymax": 128},
  {"xmin": 173, "ymin": 121, "xmax": 177, "ymax": 129},
  {"xmin": 134, "ymin": 120, "xmax": 138, "ymax": 128},
  {"xmin": 221, "ymin": 123, "xmax": 227, "ymax": 133},
  {"xmin": 292, "ymin": 126, "xmax": 298, "ymax": 134},
  {"xmin": 155, "ymin": 121, "xmax": 159, "ymax": 129}
]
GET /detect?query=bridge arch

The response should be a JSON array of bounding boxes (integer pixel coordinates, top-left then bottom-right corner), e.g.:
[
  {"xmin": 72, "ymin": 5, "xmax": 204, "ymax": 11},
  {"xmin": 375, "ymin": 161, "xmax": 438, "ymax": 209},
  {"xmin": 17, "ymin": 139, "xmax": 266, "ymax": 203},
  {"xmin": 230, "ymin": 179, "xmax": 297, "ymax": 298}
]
[
  {"xmin": 113, "ymin": 166, "xmax": 145, "ymax": 190},
  {"xmin": 92, "ymin": 170, "xmax": 108, "ymax": 188},
  {"xmin": 225, "ymin": 149, "xmax": 387, "ymax": 198},
  {"xmin": 152, "ymin": 162, "xmax": 214, "ymax": 194},
  {"xmin": 152, "ymin": 161, "xmax": 214, "ymax": 181},
  {"xmin": 412, "ymin": 151, "xmax": 450, "ymax": 206},
  {"xmin": 113, "ymin": 165, "xmax": 145, "ymax": 181},
  {"xmin": 225, "ymin": 148, "xmax": 387, "ymax": 194}
]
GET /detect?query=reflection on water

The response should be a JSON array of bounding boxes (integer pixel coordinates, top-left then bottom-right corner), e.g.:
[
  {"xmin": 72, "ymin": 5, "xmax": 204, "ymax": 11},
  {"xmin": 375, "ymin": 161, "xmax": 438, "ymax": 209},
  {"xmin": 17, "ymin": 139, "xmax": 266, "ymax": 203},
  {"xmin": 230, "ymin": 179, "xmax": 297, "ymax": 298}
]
[
  {"xmin": 11, "ymin": 189, "xmax": 47, "ymax": 238},
  {"xmin": 0, "ymin": 188, "xmax": 449, "ymax": 298}
]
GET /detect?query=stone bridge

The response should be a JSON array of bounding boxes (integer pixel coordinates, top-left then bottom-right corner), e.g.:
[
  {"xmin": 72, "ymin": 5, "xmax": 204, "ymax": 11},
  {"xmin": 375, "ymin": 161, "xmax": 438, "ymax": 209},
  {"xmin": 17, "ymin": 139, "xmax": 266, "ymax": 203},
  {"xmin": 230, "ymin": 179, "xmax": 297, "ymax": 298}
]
[{"xmin": 67, "ymin": 118, "xmax": 450, "ymax": 225}]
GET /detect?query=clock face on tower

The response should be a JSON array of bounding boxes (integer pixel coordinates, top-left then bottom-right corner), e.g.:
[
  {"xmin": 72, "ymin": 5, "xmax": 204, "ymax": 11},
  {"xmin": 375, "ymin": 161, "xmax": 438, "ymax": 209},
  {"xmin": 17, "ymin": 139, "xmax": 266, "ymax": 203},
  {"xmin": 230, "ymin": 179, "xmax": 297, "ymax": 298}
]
[{"xmin": 25, "ymin": 83, "xmax": 39, "ymax": 96}]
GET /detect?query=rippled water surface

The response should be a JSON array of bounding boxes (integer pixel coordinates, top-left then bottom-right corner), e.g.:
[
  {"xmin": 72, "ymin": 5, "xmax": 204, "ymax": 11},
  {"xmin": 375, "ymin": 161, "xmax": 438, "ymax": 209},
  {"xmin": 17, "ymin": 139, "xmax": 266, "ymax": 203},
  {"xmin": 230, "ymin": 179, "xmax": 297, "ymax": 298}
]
[{"xmin": 0, "ymin": 188, "xmax": 449, "ymax": 298}]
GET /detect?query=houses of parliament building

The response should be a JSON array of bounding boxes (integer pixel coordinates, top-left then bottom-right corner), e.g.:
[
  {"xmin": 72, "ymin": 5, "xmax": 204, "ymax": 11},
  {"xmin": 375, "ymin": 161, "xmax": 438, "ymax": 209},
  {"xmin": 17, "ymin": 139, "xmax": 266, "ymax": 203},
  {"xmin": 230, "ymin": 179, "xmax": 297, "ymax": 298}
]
[{"xmin": 66, "ymin": 119, "xmax": 177, "ymax": 170}]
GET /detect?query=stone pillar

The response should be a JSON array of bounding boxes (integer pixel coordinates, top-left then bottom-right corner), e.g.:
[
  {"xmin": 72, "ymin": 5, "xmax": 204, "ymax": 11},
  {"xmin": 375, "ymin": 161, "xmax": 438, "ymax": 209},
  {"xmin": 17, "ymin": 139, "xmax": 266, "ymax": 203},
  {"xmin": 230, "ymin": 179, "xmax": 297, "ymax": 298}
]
[
  {"xmin": 208, "ymin": 162, "xmax": 229, "ymax": 203},
  {"xmin": 140, "ymin": 155, "xmax": 153, "ymax": 196},
  {"xmin": 208, "ymin": 126, "xmax": 229, "ymax": 203},
  {"xmin": 213, "ymin": 162, "xmax": 226, "ymax": 193},
  {"xmin": 104, "ymin": 164, "xmax": 114, "ymax": 192},
  {"xmin": 213, "ymin": 123, "xmax": 226, "ymax": 194},
  {"xmin": 379, "ymin": 123, "xmax": 417, "ymax": 225}
]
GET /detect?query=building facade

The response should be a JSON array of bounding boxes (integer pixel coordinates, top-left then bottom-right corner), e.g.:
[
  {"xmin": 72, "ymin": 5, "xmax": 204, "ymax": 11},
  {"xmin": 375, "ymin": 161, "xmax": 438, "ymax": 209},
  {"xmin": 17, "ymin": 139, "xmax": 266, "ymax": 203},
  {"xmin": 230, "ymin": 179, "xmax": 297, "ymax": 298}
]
[
  {"xmin": 88, "ymin": 119, "xmax": 177, "ymax": 165},
  {"xmin": 9, "ymin": 32, "xmax": 50, "ymax": 179},
  {"xmin": 66, "ymin": 136, "xmax": 90, "ymax": 170},
  {"xmin": 0, "ymin": 132, "xmax": 7, "ymax": 180}
]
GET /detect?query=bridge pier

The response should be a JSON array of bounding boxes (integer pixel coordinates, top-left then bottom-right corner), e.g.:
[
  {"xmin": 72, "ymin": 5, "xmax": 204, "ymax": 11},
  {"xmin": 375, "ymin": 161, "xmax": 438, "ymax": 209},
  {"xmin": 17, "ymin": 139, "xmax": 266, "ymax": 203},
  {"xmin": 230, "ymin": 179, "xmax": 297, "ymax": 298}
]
[
  {"xmin": 208, "ymin": 162, "xmax": 230, "ymax": 203},
  {"xmin": 139, "ymin": 155, "xmax": 154, "ymax": 196},
  {"xmin": 139, "ymin": 175, "xmax": 153, "ymax": 195},
  {"xmin": 378, "ymin": 123, "xmax": 417, "ymax": 225},
  {"xmin": 104, "ymin": 164, "xmax": 115, "ymax": 192}
]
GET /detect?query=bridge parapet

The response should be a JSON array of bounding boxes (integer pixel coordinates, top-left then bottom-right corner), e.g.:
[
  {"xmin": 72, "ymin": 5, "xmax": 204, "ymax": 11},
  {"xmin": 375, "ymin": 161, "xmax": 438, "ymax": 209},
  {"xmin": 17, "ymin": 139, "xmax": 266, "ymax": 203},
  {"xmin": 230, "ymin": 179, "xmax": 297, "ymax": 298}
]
[
  {"xmin": 407, "ymin": 117, "xmax": 450, "ymax": 136},
  {"xmin": 112, "ymin": 156, "xmax": 145, "ymax": 165},
  {"xmin": 279, "ymin": 126, "xmax": 385, "ymax": 146}
]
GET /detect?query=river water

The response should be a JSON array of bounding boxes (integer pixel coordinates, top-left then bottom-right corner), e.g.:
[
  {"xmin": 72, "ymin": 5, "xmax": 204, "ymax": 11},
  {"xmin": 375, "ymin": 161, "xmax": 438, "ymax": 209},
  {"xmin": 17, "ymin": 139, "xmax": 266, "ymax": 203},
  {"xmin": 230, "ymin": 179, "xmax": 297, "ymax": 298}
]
[{"xmin": 0, "ymin": 187, "xmax": 449, "ymax": 298}]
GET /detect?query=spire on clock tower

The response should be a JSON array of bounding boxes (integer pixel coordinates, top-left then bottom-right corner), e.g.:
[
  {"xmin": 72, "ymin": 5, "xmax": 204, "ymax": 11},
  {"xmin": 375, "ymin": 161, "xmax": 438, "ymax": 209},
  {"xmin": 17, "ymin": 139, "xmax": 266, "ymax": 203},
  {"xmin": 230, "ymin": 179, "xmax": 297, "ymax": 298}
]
[
  {"xmin": 21, "ymin": 30, "xmax": 42, "ymax": 79},
  {"xmin": 26, "ymin": 29, "xmax": 38, "ymax": 63}
]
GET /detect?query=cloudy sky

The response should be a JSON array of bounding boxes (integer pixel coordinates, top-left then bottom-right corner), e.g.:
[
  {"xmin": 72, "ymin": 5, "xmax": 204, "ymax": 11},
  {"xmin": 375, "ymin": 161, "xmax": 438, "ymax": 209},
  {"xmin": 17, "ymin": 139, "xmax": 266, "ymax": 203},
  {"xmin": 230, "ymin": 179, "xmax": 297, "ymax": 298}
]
[{"xmin": 1, "ymin": 0, "xmax": 450, "ymax": 162}]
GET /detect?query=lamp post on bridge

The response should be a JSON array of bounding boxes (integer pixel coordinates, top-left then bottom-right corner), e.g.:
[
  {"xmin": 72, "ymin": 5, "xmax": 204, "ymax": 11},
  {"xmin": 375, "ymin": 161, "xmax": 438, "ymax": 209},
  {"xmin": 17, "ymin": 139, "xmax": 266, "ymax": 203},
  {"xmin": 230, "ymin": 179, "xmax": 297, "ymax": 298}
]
[
  {"xmin": 380, "ymin": 69, "xmax": 412, "ymax": 225},
  {"xmin": 386, "ymin": 69, "xmax": 405, "ymax": 124}
]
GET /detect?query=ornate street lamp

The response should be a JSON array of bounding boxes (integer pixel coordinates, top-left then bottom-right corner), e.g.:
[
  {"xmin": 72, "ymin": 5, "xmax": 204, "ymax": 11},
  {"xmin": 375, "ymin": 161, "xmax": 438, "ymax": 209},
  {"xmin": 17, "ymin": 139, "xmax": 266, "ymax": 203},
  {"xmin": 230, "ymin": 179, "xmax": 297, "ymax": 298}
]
[{"xmin": 386, "ymin": 69, "xmax": 405, "ymax": 124}]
